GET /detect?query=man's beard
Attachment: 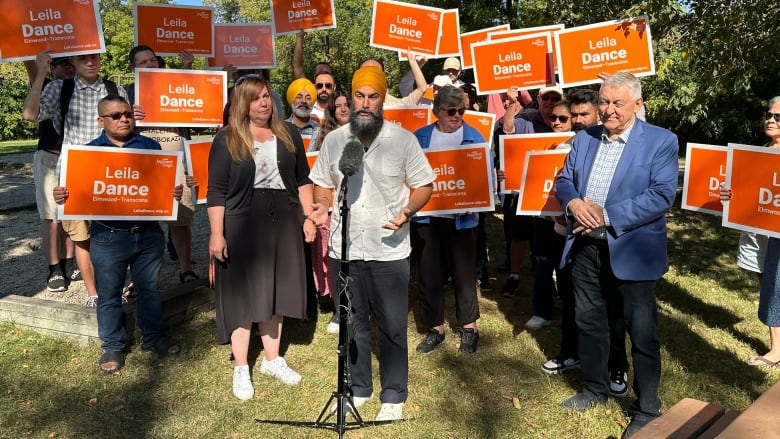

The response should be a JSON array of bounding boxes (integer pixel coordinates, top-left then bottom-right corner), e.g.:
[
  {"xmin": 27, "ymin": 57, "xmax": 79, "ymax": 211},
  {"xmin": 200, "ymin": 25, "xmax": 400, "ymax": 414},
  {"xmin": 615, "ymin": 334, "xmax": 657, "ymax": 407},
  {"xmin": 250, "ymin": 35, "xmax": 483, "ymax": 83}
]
[
  {"xmin": 317, "ymin": 92, "xmax": 329, "ymax": 105},
  {"xmin": 572, "ymin": 122, "xmax": 587, "ymax": 132},
  {"xmin": 293, "ymin": 104, "xmax": 311, "ymax": 118},
  {"xmin": 349, "ymin": 108, "xmax": 383, "ymax": 144}
]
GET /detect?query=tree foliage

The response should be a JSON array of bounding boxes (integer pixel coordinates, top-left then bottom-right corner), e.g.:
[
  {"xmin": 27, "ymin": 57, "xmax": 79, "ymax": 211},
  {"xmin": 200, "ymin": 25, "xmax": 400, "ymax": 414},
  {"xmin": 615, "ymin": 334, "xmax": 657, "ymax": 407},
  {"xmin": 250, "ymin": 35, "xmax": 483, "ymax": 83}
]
[{"xmin": 2, "ymin": 0, "xmax": 777, "ymax": 145}]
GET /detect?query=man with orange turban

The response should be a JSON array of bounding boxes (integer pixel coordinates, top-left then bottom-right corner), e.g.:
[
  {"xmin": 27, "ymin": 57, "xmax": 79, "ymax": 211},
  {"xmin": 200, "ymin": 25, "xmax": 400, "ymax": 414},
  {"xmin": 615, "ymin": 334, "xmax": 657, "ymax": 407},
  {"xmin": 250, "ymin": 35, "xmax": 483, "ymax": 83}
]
[
  {"xmin": 285, "ymin": 77, "xmax": 320, "ymax": 150},
  {"xmin": 309, "ymin": 66, "xmax": 436, "ymax": 422}
]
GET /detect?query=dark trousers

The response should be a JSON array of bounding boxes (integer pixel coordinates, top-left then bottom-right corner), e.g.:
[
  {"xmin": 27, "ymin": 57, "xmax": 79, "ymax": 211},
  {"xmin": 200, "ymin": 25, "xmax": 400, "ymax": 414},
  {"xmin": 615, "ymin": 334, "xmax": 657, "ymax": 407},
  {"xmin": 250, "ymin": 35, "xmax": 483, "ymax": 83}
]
[
  {"xmin": 328, "ymin": 258, "xmax": 409, "ymax": 404},
  {"xmin": 571, "ymin": 237, "xmax": 661, "ymax": 420},
  {"xmin": 413, "ymin": 219, "xmax": 480, "ymax": 328},
  {"xmin": 475, "ymin": 212, "xmax": 488, "ymax": 281},
  {"xmin": 531, "ymin": 218, "xmax": 564, "ymax": 320}
]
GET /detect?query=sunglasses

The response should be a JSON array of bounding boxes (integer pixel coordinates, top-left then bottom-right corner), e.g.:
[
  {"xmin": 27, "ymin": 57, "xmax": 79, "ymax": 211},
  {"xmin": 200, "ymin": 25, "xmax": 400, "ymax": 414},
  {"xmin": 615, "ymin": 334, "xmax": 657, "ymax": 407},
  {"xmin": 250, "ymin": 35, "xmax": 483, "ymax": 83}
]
[
  {"xmin": 100, "ymin": 111, "xmax": 134, "ymax": 120},
  {"xmin": 549, "ymin": 114, "xmax": 570, "ymax": 123},
  {"xmin": 316, "ymin": 82, "xmax": 334, "ymax": 90},
  {"xmin": 540, "ymin": 94, "xmax": 562, "ymax": 102},
  {"xmin": 235, "ymin": 73, "xmax": 260, "ymax": 86},
  {"xmin": 766, "ymin": 112, "xmax": 780, "ymax": 123},
  {"xmin": 441, "ymin": 108, "xmax": 466, "ymax": 116}
]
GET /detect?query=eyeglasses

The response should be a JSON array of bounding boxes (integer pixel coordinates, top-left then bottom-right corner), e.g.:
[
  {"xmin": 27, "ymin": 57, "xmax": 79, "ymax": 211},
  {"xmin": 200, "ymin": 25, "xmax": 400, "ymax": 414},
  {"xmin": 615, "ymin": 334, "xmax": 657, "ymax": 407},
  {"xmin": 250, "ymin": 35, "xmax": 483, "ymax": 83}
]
[
  {"xmin": 540, "ymin": 94, "xmax": 562, "ymax": 102},
  {"xmin": 235, "ymin": 74, "xmax": 260, "ymax": 86},
  {"xmin": 766, "ymin": 112, "xmax": 780, "ymax": 123},
  {"xmin": 316, "ymin": 82, "xmax": 334, "ymax": 90},
  {"xmin": 99, "ymin": 111, "xmax": 134, "ymax": 120},
  {"xmin": 441, "ymin": 108, "xmax": 465, "ymax": 116},
  {"xmin": 549, "ymin": 114, "xmax": 570, "ymax": 123}
]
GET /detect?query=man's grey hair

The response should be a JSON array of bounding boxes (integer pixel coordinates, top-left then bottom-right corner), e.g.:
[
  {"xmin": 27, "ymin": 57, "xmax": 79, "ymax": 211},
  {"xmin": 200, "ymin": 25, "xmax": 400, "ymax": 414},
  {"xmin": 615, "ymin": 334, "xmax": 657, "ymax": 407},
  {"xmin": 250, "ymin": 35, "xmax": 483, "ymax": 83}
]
[
  {"xmin": 433, "ymin": 85, "xmax": 465, "ymax": 114},
  {"xmin": 769, "ymin": 96, "xmax": 780, "ymax": 108},
  {"xmin": 601, "ymin": 72, "xmax": 642, "ymax": 100}
]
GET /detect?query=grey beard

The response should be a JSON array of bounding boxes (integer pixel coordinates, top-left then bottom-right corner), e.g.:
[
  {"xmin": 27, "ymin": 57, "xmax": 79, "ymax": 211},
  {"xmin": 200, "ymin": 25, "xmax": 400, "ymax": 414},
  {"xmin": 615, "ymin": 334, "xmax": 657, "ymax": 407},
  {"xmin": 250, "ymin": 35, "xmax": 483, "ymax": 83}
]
[
  {"xmin": 350, "ymin": 109, "xmax": 383, "ymax": 144},
  {"xmin": 293, "ymin": 106, "xmax": 311, "ymax": 118}
]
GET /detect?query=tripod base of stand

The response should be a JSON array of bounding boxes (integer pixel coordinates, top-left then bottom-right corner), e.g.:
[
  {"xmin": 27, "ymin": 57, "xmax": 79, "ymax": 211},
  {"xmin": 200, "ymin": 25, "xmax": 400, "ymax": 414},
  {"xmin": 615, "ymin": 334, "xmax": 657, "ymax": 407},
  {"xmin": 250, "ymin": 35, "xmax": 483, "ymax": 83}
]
[{"xmin": 256, "ymin": 391, "xmax": 404, "ymax": 437}]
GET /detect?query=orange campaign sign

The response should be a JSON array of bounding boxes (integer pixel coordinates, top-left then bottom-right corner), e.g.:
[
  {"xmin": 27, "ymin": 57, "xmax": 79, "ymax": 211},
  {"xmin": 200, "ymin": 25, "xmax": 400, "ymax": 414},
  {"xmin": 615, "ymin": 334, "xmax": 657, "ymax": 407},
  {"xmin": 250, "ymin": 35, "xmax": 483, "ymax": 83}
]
[
  {"xmin": 210, "ymin": 23, "xmax": 276, "ymax": 70},
  {"xmin": 459, "ymin": 24, "xmax": 509, "ymax": 69},
  {"xmin": 270, "ymin": 0, "xmax": 336, "ymax": 35},
  {"xmin": 0, "ymin": 0, "xmax": 105, "ymax": 62},
  {"xmin": 471, "ymin": 32, "xmax": 554, "ymax": 95},
  {"xmin": 370, "ymin": 0, "xmax": 443, "ymax": 56},
  {"xmin": 301, "ymin": 135, "xmax": 313, "ymax": 152},
  {"xmin": 681, "ymin": 143, "xmax": 727, "ymax": 216},
  {"xmin": 306, "ymin": 152, "xmax": 319, "ymax": 171},
  {"xmin": 418, "ymin": 144, "xmax": 494, "ymax": 215},
  {"xmin": 723, "ymin": 144, "xmax": 780, "ymax": 238},
  {"xmin": 554, "ymin": 16, "xmax": 654, "ymax": 88},
  {"xmin": 516, "ymin": 150, "xmax": 568, "ymax": 215},
  {"xmin": 397, "ymin": 9, "xmax": 459, "ymax": 60},
  {"xmin": 499, "ymin": 132, "xmax": 573, "ymax": 193},
  {"xmin": 488, "ymin": 25, "xmax": 564, "ymax": 72},
  {"xmin": 134, "ymin": 69, "xmax": 228, "ymax": 128},
  {"xmin": 58, "ymin": 145, "xmax": 182, "ymax": 221},
  {"xmin": 384, "ymin": 106, "xmax": 431, "ymax": 134},
  {"xmin": 428, "ymin": 110, "xmax": 496, "ymax": 147},
  {"xmin": 134, "ymin": 3, "xmax": 214, "ymax": 56},
  {"xmin": 183, "ymin": 138, "xmax": 212, "ymax": 204}
]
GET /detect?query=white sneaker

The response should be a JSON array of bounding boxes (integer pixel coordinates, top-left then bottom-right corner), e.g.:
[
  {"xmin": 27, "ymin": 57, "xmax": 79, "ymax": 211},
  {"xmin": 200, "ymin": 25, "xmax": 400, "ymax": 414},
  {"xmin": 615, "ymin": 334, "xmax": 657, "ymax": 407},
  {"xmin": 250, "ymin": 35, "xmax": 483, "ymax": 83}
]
[
  {"xmin": 232, "ymin": 365, "xmax": 254, "ymax": 400},
  {"xmin": 326, "ymin": 314, "xmax": 340, "ymax": 334},
  {"xmin": 375, "ymin": 402, "xmax": 404, "ymax": 421},
  {"xmin": 331, "ymin": 395, "xmax": 370, "ymax": 414},
  {"xmin": 259, "ymin": 357, "xmax": 301, "ymax": 385},
  {"xmin": 525, "ymin": 315, "xmax": 552, "ymax": 330}
]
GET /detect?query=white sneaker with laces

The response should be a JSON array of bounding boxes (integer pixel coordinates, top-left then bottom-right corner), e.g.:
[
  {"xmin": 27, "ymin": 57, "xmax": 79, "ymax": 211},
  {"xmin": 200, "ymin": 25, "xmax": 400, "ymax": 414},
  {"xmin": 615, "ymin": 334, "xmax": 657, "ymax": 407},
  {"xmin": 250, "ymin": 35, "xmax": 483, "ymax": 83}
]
[
  {"xmin": 541, "ymin": 357, "xmax": 581, "ymax": 375},
  {"xmin": 375, "ymin": 402, "xmax": 404, "ymax": 421},
  {"xmin": 326, "ymin": 314, "xmax": 340, "ymax": 334},
  {"xmin": 232, "ymin": 365, "xmax": 254, "ymax": 400},
  {"xmin": 331, "ymin": 395, "xmax": 370, "ymax": 414},
  {"xmin": 84, "ymin": 296, "xmax": 98, "ymax": 308},
  {"xmin": 525, "ymin": 315, "xmax": 552, "ymax": 330},
  {"xmin": 259, "ymin": 357, "xmax": 301, "ymax": 385}
]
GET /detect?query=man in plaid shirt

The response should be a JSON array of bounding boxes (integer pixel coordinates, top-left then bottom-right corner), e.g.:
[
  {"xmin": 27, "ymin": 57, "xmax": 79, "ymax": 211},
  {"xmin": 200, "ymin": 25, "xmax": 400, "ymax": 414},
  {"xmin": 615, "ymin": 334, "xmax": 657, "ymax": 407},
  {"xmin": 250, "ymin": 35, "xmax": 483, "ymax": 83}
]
[{"xmin": 23, "ymin": 51, "xmax": 129, "ymax": 305}]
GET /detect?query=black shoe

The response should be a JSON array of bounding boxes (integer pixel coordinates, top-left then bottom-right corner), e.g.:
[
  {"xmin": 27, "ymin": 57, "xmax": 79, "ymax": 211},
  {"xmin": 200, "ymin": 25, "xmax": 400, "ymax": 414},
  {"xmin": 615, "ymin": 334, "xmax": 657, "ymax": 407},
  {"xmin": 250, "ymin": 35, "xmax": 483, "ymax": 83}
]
[
  {"xmin": 67, "ymin": 267, "xmax": 82, "ymax": 282},
  {"xmin": 501, "ymin": 276, "xmax": 520, "ymax": 298},
  {"xmin": 46, "ymin": 270, "xmax": 67, "ymax": 292},
  {"xmin": 415, "ymin": 329, "xmax": 445, "ymax": 355},
  {"xmin": 458, "ymin": 328, "xmax": 479, "ymax": 354},
  {"xmin": 609, "ymin": 370, "xmax": 628, "ymax": 397},
  {"xmin": 621, "ymin": 417, "xmax": 651, "ymax": 439},
  {"xmin": 561, "ymin": 392, "xmax": 606, "ymax": 412}
]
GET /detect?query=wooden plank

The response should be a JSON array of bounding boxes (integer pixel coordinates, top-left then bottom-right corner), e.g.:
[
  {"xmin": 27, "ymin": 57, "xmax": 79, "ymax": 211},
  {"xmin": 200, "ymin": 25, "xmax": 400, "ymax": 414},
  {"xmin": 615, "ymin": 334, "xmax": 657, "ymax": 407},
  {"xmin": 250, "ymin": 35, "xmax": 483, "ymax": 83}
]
[
  {"xmin": 715, "ymin": 381, "xmax": 780, "ymax": 438},
  {"xmin": 697, "ymin": 410, "xmax": 740, "ymax": 439},
  {"xmin": 631, "ymin": 398, "xmax": 725, "ymax": 439}
]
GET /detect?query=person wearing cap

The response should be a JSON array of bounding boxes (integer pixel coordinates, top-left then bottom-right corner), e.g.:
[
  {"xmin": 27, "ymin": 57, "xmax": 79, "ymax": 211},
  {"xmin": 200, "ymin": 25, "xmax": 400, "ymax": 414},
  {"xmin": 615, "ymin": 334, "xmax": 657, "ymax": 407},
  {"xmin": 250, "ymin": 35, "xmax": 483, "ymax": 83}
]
[
  {"xmin": 23, "ymin": 52, "xmax": 79, "ymax": 295},
  {"xmin": 442, "ymin": 57, "xmax": 465, "ymax": 87},
  {"xmin": 309, "ymin": 66, "xmax": 435, "ymax": 421},
  {"xmin": 518, "ymin": 84, "xmax": 564, "ymax": 133},
  {"xmin": 23, "ymin": 51, "xmax": 130, "ymax": 307},
  {"xmin": 285, "ymin": 78, "xmax": 320, "ymax": 150}
]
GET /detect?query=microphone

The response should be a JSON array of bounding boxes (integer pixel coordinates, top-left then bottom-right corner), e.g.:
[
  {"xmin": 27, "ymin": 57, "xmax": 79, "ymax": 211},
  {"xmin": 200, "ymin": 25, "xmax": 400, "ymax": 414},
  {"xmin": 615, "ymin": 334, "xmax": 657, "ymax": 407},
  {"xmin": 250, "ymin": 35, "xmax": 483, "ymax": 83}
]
[{"xmin": 338, "ymin": 141, "xmax": 364, "ymax": 177}]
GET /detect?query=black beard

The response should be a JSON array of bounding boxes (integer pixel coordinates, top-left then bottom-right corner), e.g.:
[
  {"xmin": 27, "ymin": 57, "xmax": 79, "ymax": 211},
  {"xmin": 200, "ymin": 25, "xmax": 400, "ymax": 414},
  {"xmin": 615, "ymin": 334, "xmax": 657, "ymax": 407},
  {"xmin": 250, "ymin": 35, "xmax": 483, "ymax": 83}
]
[
  {"xmin": 572, "ymin": 122, "xmax": 587, "ymax": 132},
  {"xmin": 349, "ymin": 108, "xmax": 383, "ymax": 144},
  {"xmin": 317, "ymin": 92, "xmax": 329, "ymax": 104}
]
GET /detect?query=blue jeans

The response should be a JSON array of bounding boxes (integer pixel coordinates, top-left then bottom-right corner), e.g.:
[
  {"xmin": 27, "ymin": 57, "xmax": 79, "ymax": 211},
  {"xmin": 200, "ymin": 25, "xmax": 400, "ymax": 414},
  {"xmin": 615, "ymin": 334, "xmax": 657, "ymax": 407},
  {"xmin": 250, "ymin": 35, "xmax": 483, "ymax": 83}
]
[{"xmin": 91, "ymin": 223, "xmax": 165, "ymax": 352}]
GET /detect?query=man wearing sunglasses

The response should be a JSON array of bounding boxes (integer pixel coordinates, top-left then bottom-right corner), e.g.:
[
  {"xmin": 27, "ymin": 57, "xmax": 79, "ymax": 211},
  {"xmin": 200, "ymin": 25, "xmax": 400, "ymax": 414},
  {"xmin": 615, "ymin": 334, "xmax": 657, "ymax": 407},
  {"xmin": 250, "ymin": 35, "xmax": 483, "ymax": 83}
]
[
  {"xmin": 53, "ymin": 95, "xmax": 184, "ymax": 373},
  {"xmin": 311, "ymin": 71, "xmax": 336, "ymax": 125}
]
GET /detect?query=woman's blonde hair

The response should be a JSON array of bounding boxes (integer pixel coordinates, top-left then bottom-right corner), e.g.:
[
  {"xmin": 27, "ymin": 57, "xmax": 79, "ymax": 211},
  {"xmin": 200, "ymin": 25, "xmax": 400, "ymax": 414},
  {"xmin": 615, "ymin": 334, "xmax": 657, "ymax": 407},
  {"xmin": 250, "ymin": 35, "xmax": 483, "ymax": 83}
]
[{"xmin": 226, "ymin": 76, "xmax": 295, "ymax": 162}]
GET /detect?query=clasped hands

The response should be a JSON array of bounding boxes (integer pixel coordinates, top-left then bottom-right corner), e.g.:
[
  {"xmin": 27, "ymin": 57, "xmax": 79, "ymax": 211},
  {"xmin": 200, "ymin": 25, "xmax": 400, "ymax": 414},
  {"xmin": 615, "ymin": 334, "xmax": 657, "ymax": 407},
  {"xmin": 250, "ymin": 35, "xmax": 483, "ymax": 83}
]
[{"xmin": 568, "ymin": 197, "xmax": 605, "ymax": 235}]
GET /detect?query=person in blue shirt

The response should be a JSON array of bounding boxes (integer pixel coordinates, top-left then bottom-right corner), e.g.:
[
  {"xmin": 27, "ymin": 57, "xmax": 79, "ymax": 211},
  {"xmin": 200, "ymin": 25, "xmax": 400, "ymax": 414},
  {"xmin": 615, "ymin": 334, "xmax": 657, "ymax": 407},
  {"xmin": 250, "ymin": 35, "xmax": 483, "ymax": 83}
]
[
  {"xmin": 54, "ymin": 95, "xmax": 184, "ymax": 372},
  {"xmin": 412, "ymin": 86, "xmax": 485, "ymax": 355}
]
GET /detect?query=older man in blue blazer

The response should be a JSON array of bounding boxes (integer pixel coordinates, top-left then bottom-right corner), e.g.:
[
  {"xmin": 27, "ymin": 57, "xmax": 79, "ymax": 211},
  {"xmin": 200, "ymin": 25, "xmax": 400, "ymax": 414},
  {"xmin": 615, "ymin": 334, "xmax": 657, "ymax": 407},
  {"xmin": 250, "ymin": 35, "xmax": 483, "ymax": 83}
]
[{"xmin": 555, "ymin": 72, "xmax": 678, "ymax": 439}]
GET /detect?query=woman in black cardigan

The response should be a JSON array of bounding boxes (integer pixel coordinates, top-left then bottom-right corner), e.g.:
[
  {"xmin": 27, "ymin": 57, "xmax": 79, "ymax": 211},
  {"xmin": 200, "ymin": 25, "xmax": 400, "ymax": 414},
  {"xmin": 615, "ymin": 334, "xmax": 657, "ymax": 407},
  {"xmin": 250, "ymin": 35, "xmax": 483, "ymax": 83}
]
[{"xmin": 207, "ymin": 76, "xmax": 316, "ymax": 400}]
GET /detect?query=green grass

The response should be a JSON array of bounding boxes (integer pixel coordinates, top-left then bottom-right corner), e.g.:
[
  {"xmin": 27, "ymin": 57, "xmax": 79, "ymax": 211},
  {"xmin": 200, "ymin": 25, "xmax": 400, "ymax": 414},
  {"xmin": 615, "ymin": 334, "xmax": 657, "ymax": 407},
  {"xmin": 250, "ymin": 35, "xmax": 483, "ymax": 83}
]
[
  {"xmin": 1, "ymin": 202, "xmax": 777, "ymax": 438},
  {"xmin": 0, "ymin": 139, "xmax": 36, "ymax": 155}
]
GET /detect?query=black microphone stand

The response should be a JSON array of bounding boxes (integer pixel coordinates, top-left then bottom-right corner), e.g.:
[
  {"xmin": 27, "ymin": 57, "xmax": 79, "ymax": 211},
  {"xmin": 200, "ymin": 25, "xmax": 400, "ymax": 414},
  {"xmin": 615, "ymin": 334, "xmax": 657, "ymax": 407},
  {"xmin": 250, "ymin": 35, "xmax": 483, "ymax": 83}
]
[{"xmin": 257, "ymin": 174, "xmax": 401, "ymax": 437}]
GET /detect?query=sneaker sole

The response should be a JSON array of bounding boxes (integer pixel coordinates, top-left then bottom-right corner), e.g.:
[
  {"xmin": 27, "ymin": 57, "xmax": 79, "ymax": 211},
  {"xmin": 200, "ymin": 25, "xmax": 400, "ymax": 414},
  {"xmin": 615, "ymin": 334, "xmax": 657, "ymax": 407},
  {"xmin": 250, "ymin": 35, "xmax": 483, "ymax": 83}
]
[
  {"xmin": 541, "ymin": 364, "xmax": 580, "ymax": 375},
  {"xmin": 609, "ymin": 388, "xmax": 628, "ymax": 398},
  {"xmin": 47, "ymin": 285, "xmax": 67, "ymax": 292}
]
